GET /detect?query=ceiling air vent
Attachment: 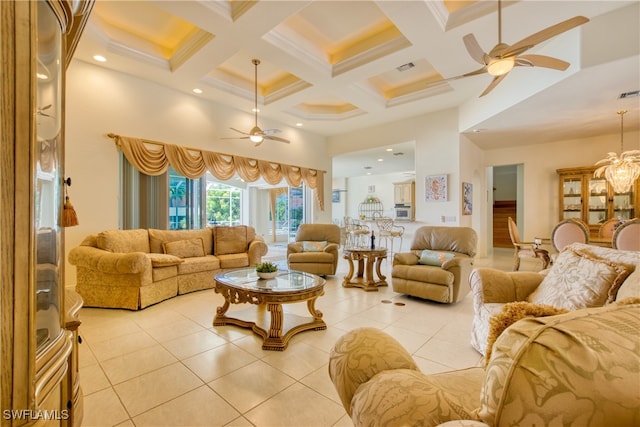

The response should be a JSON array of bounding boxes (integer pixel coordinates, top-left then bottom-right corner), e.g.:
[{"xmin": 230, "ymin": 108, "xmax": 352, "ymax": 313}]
[
  {"xmin": 396, "ymin": 62, "xmax": 414, "ymax": 72},
  {"xmin": 618, "ymin": 90, "xmax": 639, "ymax": 99}
]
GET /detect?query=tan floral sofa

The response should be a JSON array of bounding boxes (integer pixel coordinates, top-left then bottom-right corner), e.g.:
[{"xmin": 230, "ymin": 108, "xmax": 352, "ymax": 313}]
[
  {"xmin": 329, "ymin": 300, "xmax": 640, "ymax": 427},
  {"xmin": 391, "ymin": 226, "xmax": 477, "ymax": 303},
  {"xmin": 470, "ymin": 242, "xmax": 639, "ymax": 355},
  {"xmin": 68, "ymin": 225, "xmax": 267, "ymax": 310}
]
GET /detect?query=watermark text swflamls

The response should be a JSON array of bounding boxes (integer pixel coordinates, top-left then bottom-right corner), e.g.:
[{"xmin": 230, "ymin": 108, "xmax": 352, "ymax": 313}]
[{"xmin": 3, "ymin": 409, "xmax": 70, "ymax": 421}]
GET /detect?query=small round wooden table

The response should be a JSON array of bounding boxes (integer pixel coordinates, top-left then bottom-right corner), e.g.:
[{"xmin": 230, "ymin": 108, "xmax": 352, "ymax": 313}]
[{"xmin": 342, "ymin": 247, "xmax": 387, "ymax": 291}]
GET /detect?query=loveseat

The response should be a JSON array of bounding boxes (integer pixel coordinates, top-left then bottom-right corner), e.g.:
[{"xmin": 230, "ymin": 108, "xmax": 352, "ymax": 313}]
[
  {"xmin": 68, "ymin": 225, "xmax": 267, "ymax": 310},
  {"xmin": 470, "ymin": 242, "xmax": 639, "ymax": 355},
  {"xmin": 391, "ymin": 226, "xmax": 477, "ymax": 303},
  {"xmin": 329, "ymin": 300, "xmax": 640, "ymax": 427}
]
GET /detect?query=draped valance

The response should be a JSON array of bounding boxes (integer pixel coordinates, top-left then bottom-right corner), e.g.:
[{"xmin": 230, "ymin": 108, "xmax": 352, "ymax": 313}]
[{"xmin": 108, "ymin": 133, "xmax": 325, "ymax": 210}]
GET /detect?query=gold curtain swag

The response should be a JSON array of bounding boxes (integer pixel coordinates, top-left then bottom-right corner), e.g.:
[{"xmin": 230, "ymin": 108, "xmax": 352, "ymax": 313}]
[{"xmin": 108, "ymin": 133, "xmax": 325, "ymax": 210}]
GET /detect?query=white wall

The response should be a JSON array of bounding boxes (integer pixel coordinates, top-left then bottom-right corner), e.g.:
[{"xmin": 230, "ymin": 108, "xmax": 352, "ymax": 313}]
[
  {"xmin": 328, "ymin": 108, "xmax": 463, "ymax": 226},
  {"xmin": 64, "ymin": 60, "xmax": 331, "ymax": 286},
  {"xmin": 481, "ymin": 130, "xmax": 640, "ymax": 249}
]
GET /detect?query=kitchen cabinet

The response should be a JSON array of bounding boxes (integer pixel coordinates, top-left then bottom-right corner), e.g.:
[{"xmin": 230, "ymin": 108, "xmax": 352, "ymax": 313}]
[
  {"xmin": 557, "ymin": 166, "xmax": 639, "ymax": 236},
  {"xmin": 394, "ymin": 181, "xmax": 415, "ymax": 205}
]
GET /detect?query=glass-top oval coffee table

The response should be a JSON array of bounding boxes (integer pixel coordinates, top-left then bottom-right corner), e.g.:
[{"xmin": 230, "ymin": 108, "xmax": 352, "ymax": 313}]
[{"xmin": 213, "ymin": 268, "xmax": 326, "ymax": 351}]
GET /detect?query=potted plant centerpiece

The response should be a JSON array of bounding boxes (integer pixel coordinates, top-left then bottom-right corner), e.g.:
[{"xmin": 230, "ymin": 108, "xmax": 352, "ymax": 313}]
[{"xmin": 256, "ymin": 261, "xmax": 278, "ymax": 279}]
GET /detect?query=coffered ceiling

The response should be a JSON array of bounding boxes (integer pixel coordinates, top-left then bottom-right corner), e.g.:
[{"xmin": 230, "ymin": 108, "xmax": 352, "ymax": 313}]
[{"xmin": 73, "ymin": 0, "xmax": 639, "ymax": 177}]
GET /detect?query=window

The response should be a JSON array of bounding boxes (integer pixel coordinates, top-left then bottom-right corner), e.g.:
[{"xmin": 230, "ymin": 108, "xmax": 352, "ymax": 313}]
[
  {"xmin": 121, "ymin": 155, "xmax": 245, "ymax": 230},
  {"xmin": 206, "ymin": 174, "xmax": 241, "ymax": 226},
  {"xmin": 273, "ymin": 186, "xmax": 305, "ymax": 239}
]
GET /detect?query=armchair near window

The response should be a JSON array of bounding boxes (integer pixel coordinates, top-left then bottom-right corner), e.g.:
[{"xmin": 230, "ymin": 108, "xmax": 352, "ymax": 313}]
[{"xmin": 287, "ymin": 224, "xmax": 341, "ymax": 276}]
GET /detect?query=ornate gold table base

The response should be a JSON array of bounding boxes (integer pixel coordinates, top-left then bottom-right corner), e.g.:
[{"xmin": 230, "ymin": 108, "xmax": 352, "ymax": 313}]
[
  {"xmin": 342, "ymin": 248, "xmax": 388, "ymax": 291},
  {"xmin": 213, "ymin": 270, "xmax": 326, "ymax": 351}
]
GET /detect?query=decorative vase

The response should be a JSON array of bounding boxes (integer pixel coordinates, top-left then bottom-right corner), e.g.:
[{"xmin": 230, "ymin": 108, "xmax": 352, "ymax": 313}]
[{"xmin": 257, "ymin": 271, "xmax": 278, "ymax": 280}]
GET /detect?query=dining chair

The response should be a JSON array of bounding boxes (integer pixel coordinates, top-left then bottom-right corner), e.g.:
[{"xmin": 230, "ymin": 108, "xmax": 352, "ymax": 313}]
[
  {"xmin": 374, "ymin": 216, "xmax": 405, "ymax": 256},
  {"xmin": 551, "ymin": 219, "xmax": 589, "ymax": 255},
  {"xmin": 598, "ymin": 218, "xmax": 619, "ymax": 240},
  {"xmin": 507, "ymin": 217, "xmax": 550, "ymax": 271},
  {"xmin": 612, "ymin": 218, "xmax": 640, "ymax": 251},
  {"xmin": 344, "ymin": 216, "xmax": 370, "ymax": 248}
]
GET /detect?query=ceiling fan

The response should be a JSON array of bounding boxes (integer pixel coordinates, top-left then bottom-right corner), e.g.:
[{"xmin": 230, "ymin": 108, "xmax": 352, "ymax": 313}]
[
  {"xmin": 225, "ymin": 59, "xmax": 290, "ymax": 147},
  {"xmin": 433, "ymin": 0, "xmax": 589, "ymax": 97}
]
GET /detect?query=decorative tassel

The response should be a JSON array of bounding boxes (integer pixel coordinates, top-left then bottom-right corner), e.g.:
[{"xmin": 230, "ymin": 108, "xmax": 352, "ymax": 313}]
[
  {"xmin": 63, "ymin": 196, "xmax": 79, "ymax": 227},
  {"xmin": 63, "ymin": 177, "xmax": 79, "ymax": 227}
]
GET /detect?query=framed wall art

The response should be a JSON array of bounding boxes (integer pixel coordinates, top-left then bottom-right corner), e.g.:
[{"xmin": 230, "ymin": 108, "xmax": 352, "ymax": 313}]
[
  {"xmin": 425, "ymin": 174, "xmax": 448, "ymax": 202},
  {"xmin": 462, "ymin": 182, "xmax": 473, "ymax": 215}
]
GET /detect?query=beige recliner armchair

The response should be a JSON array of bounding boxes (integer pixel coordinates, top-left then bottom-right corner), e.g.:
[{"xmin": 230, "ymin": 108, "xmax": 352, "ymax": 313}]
[
  {"xmin": 391, "ymin": 226, "xmax": 477, "ymax": 303},
  {"xmin": 287, "ymin": 224, "xmax": 341, "ymax": 276}
]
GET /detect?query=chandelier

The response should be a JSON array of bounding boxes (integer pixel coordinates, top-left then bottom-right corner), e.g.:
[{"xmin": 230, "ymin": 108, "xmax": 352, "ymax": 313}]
[{"xmin": 594, "ymin": 110, "xmax": 640, "ymax": 193}]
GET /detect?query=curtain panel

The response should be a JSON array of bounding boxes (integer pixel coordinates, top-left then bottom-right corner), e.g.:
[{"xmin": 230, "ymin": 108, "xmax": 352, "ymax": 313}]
[{"xmin": 108, "ymin": 134, "xmax": 325, "ymax": 210}]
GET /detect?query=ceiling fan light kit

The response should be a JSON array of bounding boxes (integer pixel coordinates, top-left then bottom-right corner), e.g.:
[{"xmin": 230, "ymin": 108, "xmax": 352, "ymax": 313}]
[
  {"xmin": 433, "ymin": 0, "xmax": 589, "ymax": 97},
  {"xmin": 224, "ymin": 58, "xmax": 290, "ymax": 146}
]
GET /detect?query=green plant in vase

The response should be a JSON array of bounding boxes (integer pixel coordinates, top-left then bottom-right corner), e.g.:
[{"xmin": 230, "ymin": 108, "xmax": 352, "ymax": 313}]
[{"xmin": 256, "ymin": 261, "xmax": 278, "ymax": 279}]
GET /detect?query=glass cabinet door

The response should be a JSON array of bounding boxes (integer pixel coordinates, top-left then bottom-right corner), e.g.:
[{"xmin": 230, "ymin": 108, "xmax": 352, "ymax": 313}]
[
  {"xmin": 560, "ymin": 176, "xmax": 583, "ymax": 220},
  {"xmin": 587, "ymin": 177, "xmax": 609, "ymax": 227},
  {"xmin": 612, "ymin": 187, "xmax": 635, "ymax": 221},
  {"xmin": 35, "ymin": 0, "xmax": 64, "ymax": 351}
]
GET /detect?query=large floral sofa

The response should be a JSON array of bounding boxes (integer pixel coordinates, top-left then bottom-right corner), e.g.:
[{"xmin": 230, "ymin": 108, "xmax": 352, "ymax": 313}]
[
  {"xmin": 68, "ymin": 225, "xmax": 267, "ymax": 310},
  {"xmin": 470, "ymin": 242, "xmax": 639, "ymax": 355},
  {"xmin": 329, "ymin": 300, "xmax": 640, "ymax": 426}
]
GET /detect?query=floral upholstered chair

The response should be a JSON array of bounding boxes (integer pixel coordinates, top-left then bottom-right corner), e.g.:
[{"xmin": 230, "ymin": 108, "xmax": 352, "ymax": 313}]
[
  {"xmin": 329, "ymin": 301, "xmax": 640, "ymax": 427},
  {"xmin": 469, "ymin": 242, "xmax": 639, "ymax": 355}
]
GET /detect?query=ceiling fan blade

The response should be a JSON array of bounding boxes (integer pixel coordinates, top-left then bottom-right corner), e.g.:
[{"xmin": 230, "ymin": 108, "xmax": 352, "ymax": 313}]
[
  {"xmin": 265, "ymin": 135, "xmax": 290, "ymax": 144},
  {"xmin": 254, "ymin": 139, "xmax": 264, "ymax": 147},
  {"xmin": 505, "ymin": 16, "xmax": 589, "ymax": 57},
  {"xmin": 463, "ymin": 33, "xmax": 486, "ymax": 64},
  {"xmin": 516, "ymin": 54, "xmax": 570, "ymax": 71},
  {"xmin": 221, "ymin": 136, "xmax": 250, "ymax": 140},
  {"xmin": 479, "ymin": 73, "xmax": 507, "ymax": 97},
  {"xmin": 230, "ymin": 127, "xmax": 250, "ymax": 136},
  {"xmin": 425, "ymin": 66, "xmax": 488, "ymax": 88}
]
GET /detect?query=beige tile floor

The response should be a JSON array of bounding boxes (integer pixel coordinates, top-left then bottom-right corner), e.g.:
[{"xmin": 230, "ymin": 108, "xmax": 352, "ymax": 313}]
[{"xmin": 78, "ymin": 237, "xmax": 533, "ymax": 427}]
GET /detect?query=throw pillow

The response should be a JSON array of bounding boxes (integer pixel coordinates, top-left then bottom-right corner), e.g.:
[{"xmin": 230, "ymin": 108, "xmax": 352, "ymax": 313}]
[
  {"xmin": 485, "ymin": 301, "xmax": 568, "ymax": 366},
  {"xmin": 147, "ymin": 253, "xmax": 184, "ymax": 267},
  {"xmin": 527, "ymin": 247, "xmax": 631, "ymax": 310},
  {"xmin": 418, "ymin": 249, "xmax": 454, "ymax": 266},
  {"xmin": 302, "ymin": 241, "xmax": 327, "ymax": 252},
  {"xmin": 162, "ymin": 238, "xmax": 205, "ymax": 258}
]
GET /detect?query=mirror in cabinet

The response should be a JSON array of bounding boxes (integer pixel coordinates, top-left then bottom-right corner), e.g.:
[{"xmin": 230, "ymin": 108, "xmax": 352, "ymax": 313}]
[{"xmin": 35, "ymin": 0, "xmax": 64, "ymax": 352}]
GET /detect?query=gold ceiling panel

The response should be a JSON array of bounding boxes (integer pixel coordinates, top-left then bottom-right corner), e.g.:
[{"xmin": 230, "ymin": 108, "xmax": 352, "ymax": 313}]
[
  {"xmin": 92, "ymin": 1, "xmax": 213, "ymax": 70},
  {"xmin": 289, "ymin": 97, "xmax": 364, "ymax": 121},
  {"xmin": 208, "ymin": 54, "xmax": 311, "ymax": 105},
  {"xmin": 269, "ymin": 1, "xmax": 411, "ymax": 76}
]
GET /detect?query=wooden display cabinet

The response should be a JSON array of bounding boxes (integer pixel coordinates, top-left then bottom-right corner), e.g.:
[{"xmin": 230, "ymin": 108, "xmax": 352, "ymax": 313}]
[
  {"xmin": 557, "ymin": 166, "xmax": 639, "ymax": 236},
  {"xmin": 1, "ymin": 1, "xmax": 93, "ymax": 425}
]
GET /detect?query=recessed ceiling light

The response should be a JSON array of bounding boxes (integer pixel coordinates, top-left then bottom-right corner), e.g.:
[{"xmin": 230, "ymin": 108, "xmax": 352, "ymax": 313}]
[
  {"xmin": 296, "ymin": 123, "xmax": 303, "ymax": 127},
  {"xmin": 385, "ymin": 148, "xmax": 393, "ymax": 152},
  {"xmin": 93, "ymin": 55, "xmax": 107, "ymax": 62},
  {"xmin": 377, "ymin": 158, "xmax": 384, "ymax": 162},
  {"xmin": 192, "ymin": 88, "xmax": 203, "ymax": 94},
  {"xmin": 252, "ymin": 108, "xmax": 260, "ymax": 113},
  {"xmin": 366, "ymin": 172, "xmax": 372, "ymax": 175}
]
